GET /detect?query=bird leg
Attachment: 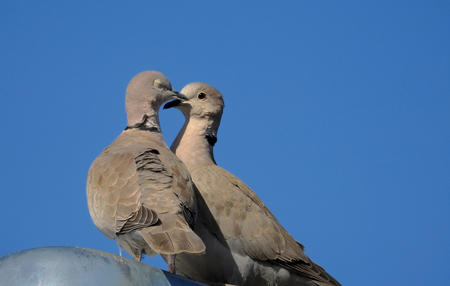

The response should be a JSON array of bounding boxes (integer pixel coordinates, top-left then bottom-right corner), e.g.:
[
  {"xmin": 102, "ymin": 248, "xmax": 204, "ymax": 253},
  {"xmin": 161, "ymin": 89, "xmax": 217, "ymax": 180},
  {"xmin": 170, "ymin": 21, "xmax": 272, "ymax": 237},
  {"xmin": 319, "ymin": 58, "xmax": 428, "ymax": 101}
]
[
  {"xmin": 164, "ymin": 254, "xmax": 176, "ymax": 274},
  {"xmin": 133, "ymin": 252, "xmax": 142, "ymax": 262}
]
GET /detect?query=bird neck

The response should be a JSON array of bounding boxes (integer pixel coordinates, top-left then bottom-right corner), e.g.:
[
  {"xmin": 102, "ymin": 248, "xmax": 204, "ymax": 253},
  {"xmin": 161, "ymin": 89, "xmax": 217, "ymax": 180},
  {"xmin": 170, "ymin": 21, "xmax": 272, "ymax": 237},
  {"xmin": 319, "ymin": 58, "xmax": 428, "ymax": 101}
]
[
  {"xmin": 126, "ymin": 104, "xmax": 162, "ymax": 133},
  {"xmin": 120, "ymin": 128, "xmax": 167, "ymax": 148},
  {"xmin": 171, "ymin": 117, "xmax": 217, "ymax": 170}
]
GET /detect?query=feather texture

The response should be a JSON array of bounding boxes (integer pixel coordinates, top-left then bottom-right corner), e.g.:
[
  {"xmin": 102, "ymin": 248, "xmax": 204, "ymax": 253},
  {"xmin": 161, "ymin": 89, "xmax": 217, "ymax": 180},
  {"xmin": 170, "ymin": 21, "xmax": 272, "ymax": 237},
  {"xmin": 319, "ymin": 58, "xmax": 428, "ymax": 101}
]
[{"xmin": 87, "ymin": 130, "xmax": 205, "ymax": 259}]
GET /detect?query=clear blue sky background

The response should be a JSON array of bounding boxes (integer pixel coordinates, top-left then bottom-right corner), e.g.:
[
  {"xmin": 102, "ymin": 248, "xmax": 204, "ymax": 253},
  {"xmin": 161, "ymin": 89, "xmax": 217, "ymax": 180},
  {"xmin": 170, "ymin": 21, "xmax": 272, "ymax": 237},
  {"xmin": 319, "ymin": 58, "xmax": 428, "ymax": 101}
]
[{"xmin": 1, "ymin": 1, "xmax": 449, "ymax": 285}]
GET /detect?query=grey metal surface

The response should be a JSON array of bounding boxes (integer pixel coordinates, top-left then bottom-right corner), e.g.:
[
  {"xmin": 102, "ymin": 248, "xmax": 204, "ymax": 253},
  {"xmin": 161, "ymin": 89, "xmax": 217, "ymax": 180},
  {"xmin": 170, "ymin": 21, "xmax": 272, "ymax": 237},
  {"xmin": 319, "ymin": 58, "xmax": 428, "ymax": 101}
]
[{"xmin": 0, "ymin": 246, "xmax": 205, "ymax": 286}]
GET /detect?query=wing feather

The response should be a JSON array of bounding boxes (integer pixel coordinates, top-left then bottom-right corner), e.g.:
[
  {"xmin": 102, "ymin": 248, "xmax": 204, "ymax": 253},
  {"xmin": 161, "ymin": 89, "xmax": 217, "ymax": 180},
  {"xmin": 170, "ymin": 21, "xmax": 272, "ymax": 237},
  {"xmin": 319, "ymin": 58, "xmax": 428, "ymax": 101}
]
[
  {"xmin": 191, "ymin": 165, "xmax": 339, "ymax": 285},
  {"xmin": 87, "ymin": 141, "xmax": 205, "ymax": 255}
]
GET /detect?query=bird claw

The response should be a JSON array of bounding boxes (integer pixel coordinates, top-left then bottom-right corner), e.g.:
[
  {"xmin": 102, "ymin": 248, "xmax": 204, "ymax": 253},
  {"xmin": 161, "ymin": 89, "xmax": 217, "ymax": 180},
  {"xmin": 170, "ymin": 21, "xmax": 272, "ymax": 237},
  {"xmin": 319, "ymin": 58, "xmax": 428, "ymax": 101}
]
[
  {"xmin": 168, "ymin": 263, "xmax": 176, "ymax": 274},
  {"xmin": 164, "ymin": 254, "xmax": 176, "ymax": 274},
  {"xmin": 133, "ymin": 253, "xmax": 142, "ymax": 262}
]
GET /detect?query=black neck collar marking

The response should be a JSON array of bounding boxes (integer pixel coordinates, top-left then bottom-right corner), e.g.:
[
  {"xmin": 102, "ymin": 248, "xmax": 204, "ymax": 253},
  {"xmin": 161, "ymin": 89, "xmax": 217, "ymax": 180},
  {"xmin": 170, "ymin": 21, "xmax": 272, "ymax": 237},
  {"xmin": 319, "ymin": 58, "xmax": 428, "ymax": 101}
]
[
  {"xmin": 125, "ymin": 125, "xmax": 160, "ymax": 132},
  {"xmin": 125, "ymin": 115, "xmax": 160, "ymax": 133},
  {"xmin": 205, "ymin": 134, "xmax": 217, "ymax": 147}
]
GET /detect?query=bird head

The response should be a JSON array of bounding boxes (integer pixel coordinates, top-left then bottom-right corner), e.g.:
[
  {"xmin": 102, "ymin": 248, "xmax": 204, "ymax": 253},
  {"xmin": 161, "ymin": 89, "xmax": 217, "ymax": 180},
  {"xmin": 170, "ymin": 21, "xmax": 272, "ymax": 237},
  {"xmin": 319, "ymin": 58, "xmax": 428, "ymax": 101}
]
[
  {"xmin": 163, "ymin": 82, "xmax": 224, "ymax": 121},
  {"xmin": 125, "ymin": 71, "xmax": 186, "ymax": 126}
]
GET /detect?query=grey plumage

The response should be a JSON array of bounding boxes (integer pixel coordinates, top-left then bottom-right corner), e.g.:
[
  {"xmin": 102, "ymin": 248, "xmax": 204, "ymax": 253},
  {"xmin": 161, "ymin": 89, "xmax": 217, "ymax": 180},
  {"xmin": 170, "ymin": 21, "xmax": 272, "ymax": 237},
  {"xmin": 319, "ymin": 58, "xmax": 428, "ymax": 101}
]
[
  {"xmin": 164, "ymin": 82, "xmax": 340, "ymax": 285},
  {"xmin": 86, "ymin": 72, "xmax": 205, "ymax": 269}
]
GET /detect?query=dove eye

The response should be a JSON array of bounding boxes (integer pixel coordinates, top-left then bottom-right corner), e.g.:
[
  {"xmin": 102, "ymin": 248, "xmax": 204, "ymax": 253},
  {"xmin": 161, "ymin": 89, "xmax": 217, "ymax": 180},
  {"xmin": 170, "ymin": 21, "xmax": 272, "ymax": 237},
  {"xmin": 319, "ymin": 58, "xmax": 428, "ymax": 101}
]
[
  {"xmin": 153, "ymin": 79, "xmax": 169, "ymax": 90},
  {"xmin": 197, "ymin": 92, "xmax": 207, "ymax": 100}
]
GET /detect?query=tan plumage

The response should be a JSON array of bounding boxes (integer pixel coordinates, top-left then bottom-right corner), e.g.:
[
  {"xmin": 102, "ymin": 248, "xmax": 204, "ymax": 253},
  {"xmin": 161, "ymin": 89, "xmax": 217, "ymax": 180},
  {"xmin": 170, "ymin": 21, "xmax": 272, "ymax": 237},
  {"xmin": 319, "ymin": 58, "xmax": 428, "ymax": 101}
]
[
  {"xmin": 164, "ymin": 82, "xmax": 340, "ymax": 285},
  {"xmin": 86, "ymin": 72, "xmax": 205, "ymax": 270}
]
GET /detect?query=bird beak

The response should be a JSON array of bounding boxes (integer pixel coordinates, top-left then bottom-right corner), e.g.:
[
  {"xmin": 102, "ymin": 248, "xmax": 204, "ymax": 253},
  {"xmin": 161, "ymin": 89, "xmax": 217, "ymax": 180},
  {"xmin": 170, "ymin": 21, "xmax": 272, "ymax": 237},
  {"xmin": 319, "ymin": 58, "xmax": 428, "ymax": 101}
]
[
  {"xmin": 163, "ymin": 99, "xmax": 182, "ymax": 109},
  {"xmin": 171, "ymin": 90, "xmax": 188, "ymax": 100},
  {"xmin": 164, "ymin": 92, "xmax": 188, "ymax": 109},
  {"xmin": 163, "ymin": 91, "xmax": 188, "ymax": 109}
]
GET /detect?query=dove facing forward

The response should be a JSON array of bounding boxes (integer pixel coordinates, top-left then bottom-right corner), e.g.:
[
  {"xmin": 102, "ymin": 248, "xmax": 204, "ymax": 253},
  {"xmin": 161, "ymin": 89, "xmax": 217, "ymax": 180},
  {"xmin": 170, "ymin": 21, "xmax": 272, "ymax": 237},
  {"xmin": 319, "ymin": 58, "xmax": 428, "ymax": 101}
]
[
  {"xmin": 163, "ymin": 82, "xmax": 340, "ymax": 285},
  {"xmin": 86, "ymin": 71, "xmax": 205, "ymax": 273}
]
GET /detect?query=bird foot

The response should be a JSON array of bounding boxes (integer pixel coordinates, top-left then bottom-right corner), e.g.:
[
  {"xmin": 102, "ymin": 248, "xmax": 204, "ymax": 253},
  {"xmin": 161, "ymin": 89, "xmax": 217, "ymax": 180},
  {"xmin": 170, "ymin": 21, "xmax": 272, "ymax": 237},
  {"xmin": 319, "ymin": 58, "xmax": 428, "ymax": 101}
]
[
  {"xmin": 164, "ymin": 254, "xmax": 176, "ymax": 274},
  {"xmin": 168, "ymin": 263, "xmax": 176, "ymax": 274},
  {"xmin": 133, "ymin": 253, "xmax": 142, "ymax": 262}
]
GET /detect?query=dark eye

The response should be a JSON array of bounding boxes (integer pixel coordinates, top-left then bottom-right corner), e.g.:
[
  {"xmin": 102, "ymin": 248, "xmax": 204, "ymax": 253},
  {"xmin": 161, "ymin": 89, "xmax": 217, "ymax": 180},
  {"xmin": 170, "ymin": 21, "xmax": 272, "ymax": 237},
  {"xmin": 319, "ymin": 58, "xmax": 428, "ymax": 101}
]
[{"xmin": 198, "ymin": 92, "xmax": 207, "ymax": 100}]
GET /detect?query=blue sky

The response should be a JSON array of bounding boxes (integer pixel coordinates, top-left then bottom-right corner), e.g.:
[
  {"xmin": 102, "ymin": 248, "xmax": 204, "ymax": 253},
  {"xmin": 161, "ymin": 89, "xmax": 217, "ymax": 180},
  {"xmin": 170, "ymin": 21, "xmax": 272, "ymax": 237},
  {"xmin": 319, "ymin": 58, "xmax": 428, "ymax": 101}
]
[{"xmin": 1, "ymin": 1, "xmax": 449, "ymax": 285}]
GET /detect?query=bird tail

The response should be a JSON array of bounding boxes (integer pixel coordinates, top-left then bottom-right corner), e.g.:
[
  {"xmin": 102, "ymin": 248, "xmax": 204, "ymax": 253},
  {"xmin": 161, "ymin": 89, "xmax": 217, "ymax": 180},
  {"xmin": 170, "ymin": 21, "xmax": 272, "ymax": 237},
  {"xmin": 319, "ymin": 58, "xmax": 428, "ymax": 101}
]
[{"xmin": 140, "ymin": 214, "xmax": 205, "ymax": 255}]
